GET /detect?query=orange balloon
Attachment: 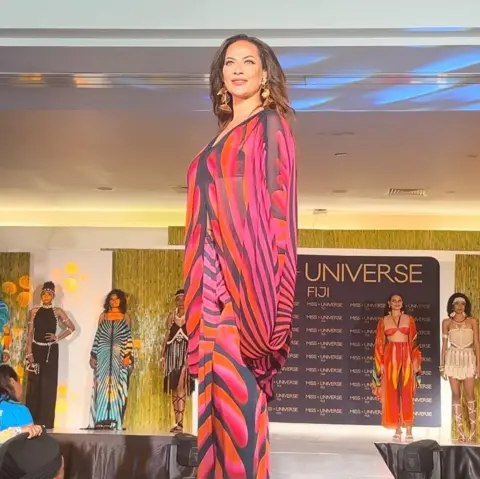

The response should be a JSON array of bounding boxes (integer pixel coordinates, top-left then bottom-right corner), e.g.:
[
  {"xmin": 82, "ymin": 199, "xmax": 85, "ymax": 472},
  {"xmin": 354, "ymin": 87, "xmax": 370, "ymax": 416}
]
[
  {"xmin": 18, "ymin": 275, "xmax": 30, "ymax": 291},
  {"xmin": 16, "ymin": 291, "xmax": 31, "ymax": 308},
  {"xmin": 2, "ymin": 282, "xmax": 17, "ymax": 296}
]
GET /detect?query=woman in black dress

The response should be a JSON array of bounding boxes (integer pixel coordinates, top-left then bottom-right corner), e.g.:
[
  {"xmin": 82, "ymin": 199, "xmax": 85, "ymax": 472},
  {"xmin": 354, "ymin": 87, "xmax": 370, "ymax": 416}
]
[
  {"xmin": 161, "ymin": 290, "xmax": 194, "ymax": 433},
  {"xmin": 25, "ymin": 282, "xmax": 75, "ymax": 429}
]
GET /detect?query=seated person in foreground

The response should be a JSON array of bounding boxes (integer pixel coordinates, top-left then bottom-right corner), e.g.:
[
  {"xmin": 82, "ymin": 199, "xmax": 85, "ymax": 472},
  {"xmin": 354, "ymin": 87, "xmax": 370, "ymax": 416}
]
[{"xmin": 0, "ymin": 364, "xmax": 64, "ymax": 479}]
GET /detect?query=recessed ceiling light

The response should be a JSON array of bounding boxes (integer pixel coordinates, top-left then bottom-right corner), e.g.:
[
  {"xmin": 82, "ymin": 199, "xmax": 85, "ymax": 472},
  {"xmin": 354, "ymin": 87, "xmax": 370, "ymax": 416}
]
[
  {"xmin": 313, "ymin": 208, "xmax": 328, "ymax": 215},
  {"xmin": 96, "ymin": 186, "xmax": 113, "ymax": 191},
  {"xmin": 334, "ymin": 152, "xmax": 348, "ymax": 157},
  {"xmin": 332, "ymin": 189, "xmax": 348, "ymax": 195},
  {"xmin": 445, "ymin": 190, "xmax": 456, "ymax": 195},
  {"xmin": 169, "ymin": 185, "xmax": 188, "ymax": 194},
  {"xmin": 316, "ymin": 131, "xmax": 355, "ymax": 137},
  {"xmin": 467, "ymin": 154, "xmax": 477, "ymax": 159}
]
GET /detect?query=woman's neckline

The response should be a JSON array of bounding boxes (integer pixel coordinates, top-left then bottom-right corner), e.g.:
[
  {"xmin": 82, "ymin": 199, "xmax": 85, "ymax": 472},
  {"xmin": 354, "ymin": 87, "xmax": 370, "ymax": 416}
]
[{"xmin": 210, "ymin": 109, "xmax": 265, "ymax": 149}]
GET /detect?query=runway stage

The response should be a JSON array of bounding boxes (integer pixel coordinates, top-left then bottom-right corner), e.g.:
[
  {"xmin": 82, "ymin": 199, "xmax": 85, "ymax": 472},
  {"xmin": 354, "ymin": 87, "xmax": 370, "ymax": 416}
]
[
  {"xmin": 50, "ymin": 424, "xmax": 480, "ymax": 478},
  {"xmin": 51, "ymin": 430, "xmax": 196, "ymax": 479}
]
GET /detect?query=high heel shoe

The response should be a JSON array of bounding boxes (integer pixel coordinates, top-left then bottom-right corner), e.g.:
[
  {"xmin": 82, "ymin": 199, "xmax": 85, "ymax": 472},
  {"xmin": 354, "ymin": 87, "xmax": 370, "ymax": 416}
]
[
  {"xmin": 467, "ymin": 400, "xmax": 477, "ymax": 443},
  {"xmin": 453, "ymin": 403, "xmax": 466, "ymax": 442}
]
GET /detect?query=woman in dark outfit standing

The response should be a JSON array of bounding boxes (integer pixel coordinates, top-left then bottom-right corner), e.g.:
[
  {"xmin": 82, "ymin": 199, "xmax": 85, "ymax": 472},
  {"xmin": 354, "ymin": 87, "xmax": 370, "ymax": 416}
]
[{"xmin": 25, "ymin": 282, "xmax": 75, "ymax": 429}]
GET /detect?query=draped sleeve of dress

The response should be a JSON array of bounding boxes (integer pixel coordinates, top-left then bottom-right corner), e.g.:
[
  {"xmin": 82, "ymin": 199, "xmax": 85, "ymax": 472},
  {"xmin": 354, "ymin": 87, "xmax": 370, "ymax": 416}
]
[{"xmin": 184, "ymin": 109, "xmax": 298, "ymax": 400}]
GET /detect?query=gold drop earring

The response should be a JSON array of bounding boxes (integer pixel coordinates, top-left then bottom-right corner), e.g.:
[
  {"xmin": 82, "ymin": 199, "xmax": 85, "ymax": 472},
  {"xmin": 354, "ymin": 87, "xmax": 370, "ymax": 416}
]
[
  {"xmin": 217, "ymin": 86, "xmax": 232, "ymax": 113},
  {"xmin": 261, "ymin": 78, "xmax": 273, "ymax": 106}
]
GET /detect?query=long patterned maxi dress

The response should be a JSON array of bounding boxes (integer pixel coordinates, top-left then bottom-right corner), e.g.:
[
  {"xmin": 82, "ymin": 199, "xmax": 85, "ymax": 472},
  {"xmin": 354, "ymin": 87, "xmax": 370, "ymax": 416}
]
[
  {"xmin": 372, "ymin": 316, "xmax": 422, "ymax": 429},
  {"xmin": 0, "ymin": 300, "xmax": 10, "ymax": 361},
  {"xmin": 184, "ymin": 109, "xmax": 298, "ymax": 479},
  {"xmin": 89, "ymin": 315, "xmax": 134, "ymax": 430}
]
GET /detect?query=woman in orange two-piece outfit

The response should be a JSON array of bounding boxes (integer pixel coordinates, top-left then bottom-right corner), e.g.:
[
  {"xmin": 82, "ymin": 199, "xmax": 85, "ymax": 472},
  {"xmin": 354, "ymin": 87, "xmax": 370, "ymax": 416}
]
[{"xmin": 372, "ymin": 293, "xmax": 422, "ymax": 441}]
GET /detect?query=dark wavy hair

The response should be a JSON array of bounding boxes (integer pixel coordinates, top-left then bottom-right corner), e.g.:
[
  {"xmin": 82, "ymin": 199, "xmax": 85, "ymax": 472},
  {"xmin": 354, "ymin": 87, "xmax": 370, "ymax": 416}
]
[
  {"xmin": 0, "ymin": 364, "xmax": 19, "ymax": 401},
  {"xmin": 447, "ymin": 292, "xmax": 472, "ymax": 317},
  {"xmin": 41, "ymin": 281, "xmax": 55, "ymax": 293},
  {"xmin": 383, "ymin": 293, "xmax": 406, "ymax": 316},
  {"xmin": 103, "ymin": 289, "xmax": 127, "ymax": 314},
  {"xmin": 209, "ymin": 34, "xmax": 294, "ymax": 129}
]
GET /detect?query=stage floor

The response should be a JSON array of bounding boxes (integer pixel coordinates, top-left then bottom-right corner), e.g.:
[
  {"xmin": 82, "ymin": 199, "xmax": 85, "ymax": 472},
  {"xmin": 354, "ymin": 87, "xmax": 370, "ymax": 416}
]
[
  {"xmin": 270, "ymin": 424, "xmax": 393, "ymax": 479},
  {"xmin": 51, "ymin": 424, "xmax": 476, "ymax": 478}
]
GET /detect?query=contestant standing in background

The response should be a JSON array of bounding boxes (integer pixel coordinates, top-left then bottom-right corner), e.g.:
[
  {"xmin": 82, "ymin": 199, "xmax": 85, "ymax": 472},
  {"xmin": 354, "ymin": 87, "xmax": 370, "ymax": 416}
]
[
  {"xmin": 372, "ymin": 293, "xmax": 422, "ymax": 441},
  {"xmin": 89, "ymin": 289, "xmax": 133, "ymax": 431},
  {"xmin": 25, "ymin": 282, "xmax": 75, "ymax": 429},
  {"xmin": 160, "ymin": 289, "xmax": 194, "ymax": 433},
  {"xmin": 184, "ymin": 34, "xmax": 297, "ymax": 478},
  {"xmin": 0, "ymin": 298, "xmax": 11, "ymax": 364},
  {"xmin": 440, "ymin": 293, "xmax": 479, "ymax": 442}
]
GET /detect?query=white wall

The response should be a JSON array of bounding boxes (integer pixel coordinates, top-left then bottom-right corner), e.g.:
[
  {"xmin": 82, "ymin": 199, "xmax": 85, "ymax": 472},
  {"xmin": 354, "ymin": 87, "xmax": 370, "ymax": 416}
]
[{"xmin": 30, "ymin": 250, "xmax": 113, "ymax": 429}]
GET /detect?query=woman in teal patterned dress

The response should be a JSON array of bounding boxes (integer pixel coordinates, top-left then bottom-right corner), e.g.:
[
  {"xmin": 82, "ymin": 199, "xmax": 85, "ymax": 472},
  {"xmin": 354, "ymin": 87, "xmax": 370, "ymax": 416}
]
[{"xmin": 88, "ymin": 289, "xmax": 133, "ymax": 430}]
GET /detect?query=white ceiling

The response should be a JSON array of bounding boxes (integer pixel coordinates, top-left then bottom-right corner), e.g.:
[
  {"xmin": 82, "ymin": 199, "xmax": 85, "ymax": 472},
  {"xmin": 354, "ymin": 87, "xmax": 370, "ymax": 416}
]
[
  {"xmin": 1, "ymin": 109, "xmax": 479, "ymax": 214},
  {"xmin": 1, "ymin": 45, "xmax": 480, "ymax": 216}
]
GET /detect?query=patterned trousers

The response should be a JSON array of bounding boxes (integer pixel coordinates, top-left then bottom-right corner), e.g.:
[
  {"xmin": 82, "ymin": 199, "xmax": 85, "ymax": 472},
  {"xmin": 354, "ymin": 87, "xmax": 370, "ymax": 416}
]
[{"xmin": 197, "ymin": 234, "xmax": 270, "ymax": 479}]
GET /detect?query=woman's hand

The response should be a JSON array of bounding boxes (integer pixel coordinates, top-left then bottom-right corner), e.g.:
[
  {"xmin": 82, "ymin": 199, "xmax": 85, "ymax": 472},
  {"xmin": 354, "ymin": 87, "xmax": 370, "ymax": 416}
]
[
  {"xmin": 45, "ymin": 333, "xmax": 57, "ymax": 343},
  {"xmin": 89, "ymin": 357, "xmax": 97, "ymax": 369},
  {"xmin": 21, "ymin": 424, "xmax": 43, "ymax": 439},
  {"xmin": 2, "ymin": 351, "xmax": 9, "ymax": 364}
]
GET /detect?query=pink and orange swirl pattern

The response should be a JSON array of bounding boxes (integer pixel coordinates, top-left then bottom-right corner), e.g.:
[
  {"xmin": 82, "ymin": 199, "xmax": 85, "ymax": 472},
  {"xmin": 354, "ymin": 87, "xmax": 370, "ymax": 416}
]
[{"xmin": 184, "ymin": 109, "xmax": 297, "ymax": 478}]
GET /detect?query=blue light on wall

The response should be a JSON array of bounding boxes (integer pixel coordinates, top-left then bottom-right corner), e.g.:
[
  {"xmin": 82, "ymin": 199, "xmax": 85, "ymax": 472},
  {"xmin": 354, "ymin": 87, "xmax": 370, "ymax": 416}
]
[
  {"xmin": 455, "ymin": 102, "xmax": 480, "ymax": 111},
  {"xmin": 368, "ymin": 84, "xmax": 454, "ymax": 105},
  {"xmin": 411, "ymin": 84, "xmax": 480, "ymax": 103},
  {"xmin": 291, "ymin": 96, "xmax": 334, "ymax": 110},
  {"xmin": 411, "ymin": 50, "xmax": 480, "ymax": 74},
  {"xmin": 278, "ymin": 53, "xmax": 328, "ymax": 70}
]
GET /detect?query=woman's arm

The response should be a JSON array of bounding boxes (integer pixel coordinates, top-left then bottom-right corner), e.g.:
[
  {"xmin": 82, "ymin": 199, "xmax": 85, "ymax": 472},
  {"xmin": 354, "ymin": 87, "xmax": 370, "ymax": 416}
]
[
  {"xmin": 0, "ymin": 427, "xmax": 23, "ymax": 445},
  {"xmin": 160, "ymin": 313, "xmax": 173, "ymax": 361},
  {"xmin": 440, "ymin": 318, "xmax": 449, "ymax": 375},
  {"xmin": 471, "ymin": 317, "xmax": 480, "ymax": 376},
  {"xmin": 0, "ymin": 425, "xmax": 43, "ymax": 445},
  {"xmin": 239, "ymin": 111, "xmax": 297, "ymax": 363},
  {"xmin": 89, "ymin": 314, "xmax": 104, "ymax": 369},
  {"xmin": 54, "ymin": 308, "xmax": 75, "ymax": 341},
  {"xmin": 409, "ymin": 316, "xmax": 422, "ymax": 374},
  {"xmin": 372, "ymin": 317, "xmax": 385, "ymax": 395},
  {"xmin": 124, "ymin": 312, "xmax": 132, "ymax": 329},
  {"xmin": 26, "ymin": 308, "xmax": 37, "ymax": 363}
]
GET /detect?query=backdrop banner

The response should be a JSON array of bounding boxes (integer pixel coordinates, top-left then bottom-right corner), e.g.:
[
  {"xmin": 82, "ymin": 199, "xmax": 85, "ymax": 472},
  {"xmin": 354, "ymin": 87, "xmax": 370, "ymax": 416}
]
[{"xmin": 269, "ymin": 254, "xmax": 441, "ymax": 427}]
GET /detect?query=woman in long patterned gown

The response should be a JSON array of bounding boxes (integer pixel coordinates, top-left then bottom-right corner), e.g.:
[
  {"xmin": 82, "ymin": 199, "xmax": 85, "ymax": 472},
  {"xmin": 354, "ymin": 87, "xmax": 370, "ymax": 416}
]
[
  {"xmin": 184, "ymin": 34, "xmax": 297, "ymax": 479},
  {"xmin": 0, "ymin": 299, "xmax": 10, "ymax": 364},
  {"xmin": 89, "ymin": 289, "xmax": 133, "ymax": 430},
  {"xmin": 372, "ymin": 293, "xmax": 422, "ymax": 441}
]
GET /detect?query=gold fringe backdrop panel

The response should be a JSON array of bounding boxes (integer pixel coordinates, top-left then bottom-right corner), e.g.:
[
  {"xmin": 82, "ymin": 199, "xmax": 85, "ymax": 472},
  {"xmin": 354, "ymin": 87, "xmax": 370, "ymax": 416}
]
[
  {"xmin": 0, "ymin": 253, "xmax": 31, "ymax": 387},
  {"xmin": 454, "ymin": 254, "xmax": 480, "ymax": 441},
  {"xmin": 112, "ymin": 249, "xmax": 191, "ymax": 433},
  {"xmin": 169, "ymin": 226, "xmax": 480, "ymax": 251}
]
